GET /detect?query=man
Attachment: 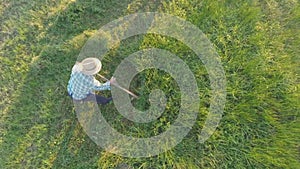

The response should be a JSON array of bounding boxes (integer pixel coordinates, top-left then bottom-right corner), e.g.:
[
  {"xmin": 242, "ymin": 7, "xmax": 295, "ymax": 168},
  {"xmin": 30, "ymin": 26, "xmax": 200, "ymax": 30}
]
[{"xmin": 67, "ymin": 57, "xmax": 115, "ymax": 105}]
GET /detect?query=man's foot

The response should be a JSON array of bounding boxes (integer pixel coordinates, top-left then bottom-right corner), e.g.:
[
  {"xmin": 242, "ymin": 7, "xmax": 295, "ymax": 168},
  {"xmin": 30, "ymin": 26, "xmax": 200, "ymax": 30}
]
[
  {"xmin": 103, "ymin": 97, "xmax": 113, "ymax": 105},
  {"xmin": 107, "ymin": 97, "xmax": 113, "ymax": 102}
]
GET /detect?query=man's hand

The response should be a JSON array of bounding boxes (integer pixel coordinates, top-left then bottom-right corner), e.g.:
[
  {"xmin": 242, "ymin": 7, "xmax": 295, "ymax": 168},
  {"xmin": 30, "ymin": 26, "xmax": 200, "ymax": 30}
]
[{"xmin": 110, "ymin": 77, "xmax": 117, "ymax": 85}]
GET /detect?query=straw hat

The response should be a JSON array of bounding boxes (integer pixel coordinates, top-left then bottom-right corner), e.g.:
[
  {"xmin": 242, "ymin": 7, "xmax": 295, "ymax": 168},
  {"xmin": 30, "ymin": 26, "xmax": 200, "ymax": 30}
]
[{"xmin": 80, "ymin": 57, "xmax": 102, "ymax": 75}]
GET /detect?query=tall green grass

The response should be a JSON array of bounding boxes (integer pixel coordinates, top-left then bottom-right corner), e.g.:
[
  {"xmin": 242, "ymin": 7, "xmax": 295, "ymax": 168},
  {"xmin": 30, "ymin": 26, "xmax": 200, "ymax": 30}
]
[{"xmin": 0, "ymin": 0, "xmax": 299, "ymax": 168}]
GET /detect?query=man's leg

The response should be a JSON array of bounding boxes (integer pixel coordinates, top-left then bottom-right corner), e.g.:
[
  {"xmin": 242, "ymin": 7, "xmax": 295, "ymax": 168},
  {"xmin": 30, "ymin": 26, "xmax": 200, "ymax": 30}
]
[
  {"xmin": 94, "ymin": 94, "xmax": 112, "ymax": 105},
  {"xmin": 83, "ymin": 94, "xmax": 112, "ymax": 105}
]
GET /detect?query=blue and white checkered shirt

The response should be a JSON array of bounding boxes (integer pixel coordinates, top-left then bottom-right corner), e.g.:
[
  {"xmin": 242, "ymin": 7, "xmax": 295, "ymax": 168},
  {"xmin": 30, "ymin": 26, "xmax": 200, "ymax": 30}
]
[{"xmin": 67, "ymin": 65, "xmax": 110, "ymax": 100}]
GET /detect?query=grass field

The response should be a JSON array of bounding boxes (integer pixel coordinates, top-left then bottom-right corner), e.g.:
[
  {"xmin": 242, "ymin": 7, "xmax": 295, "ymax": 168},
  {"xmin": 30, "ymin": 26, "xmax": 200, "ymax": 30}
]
[{"xmin": 0, "ymin": 0, "xmax": 299, "ymax": 168}]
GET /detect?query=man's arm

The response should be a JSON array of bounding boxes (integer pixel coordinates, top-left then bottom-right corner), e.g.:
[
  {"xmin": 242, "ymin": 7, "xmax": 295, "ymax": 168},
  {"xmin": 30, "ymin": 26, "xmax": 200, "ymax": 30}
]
[{"xmin": 93, "ymin": 78, "xmax": 111, "ymax": 91}]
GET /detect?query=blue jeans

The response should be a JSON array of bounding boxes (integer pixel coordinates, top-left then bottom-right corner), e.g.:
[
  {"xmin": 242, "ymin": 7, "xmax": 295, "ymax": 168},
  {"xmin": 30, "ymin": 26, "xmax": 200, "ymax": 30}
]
[{"xmin": 69, "ymin": 93, "xmax": 112, "ymax": 105}]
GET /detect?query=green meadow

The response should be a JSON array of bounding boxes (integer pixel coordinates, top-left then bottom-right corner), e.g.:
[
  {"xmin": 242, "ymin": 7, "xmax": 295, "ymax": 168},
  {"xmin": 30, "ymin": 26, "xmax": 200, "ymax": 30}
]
[{"xmin": 0, "ymin": 0, "xmax": 299, "ymax": 168}]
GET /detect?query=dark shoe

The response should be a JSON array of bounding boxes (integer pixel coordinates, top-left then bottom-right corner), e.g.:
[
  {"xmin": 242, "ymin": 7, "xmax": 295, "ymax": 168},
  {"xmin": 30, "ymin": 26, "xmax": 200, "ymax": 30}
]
[
  {"xmin": 106, "ymin": 97, "xmax": 113, "ymax": 103},
  {"xmin": 100, "ymin": 97, "xmax": 113, "ymax": 105}
]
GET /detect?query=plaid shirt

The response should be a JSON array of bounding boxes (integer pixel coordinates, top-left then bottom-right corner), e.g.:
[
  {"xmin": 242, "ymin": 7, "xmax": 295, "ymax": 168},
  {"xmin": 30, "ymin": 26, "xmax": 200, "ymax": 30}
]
[{"xmin": 67, "ymin": 71, "xmax": 111, "ymax": 100}]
